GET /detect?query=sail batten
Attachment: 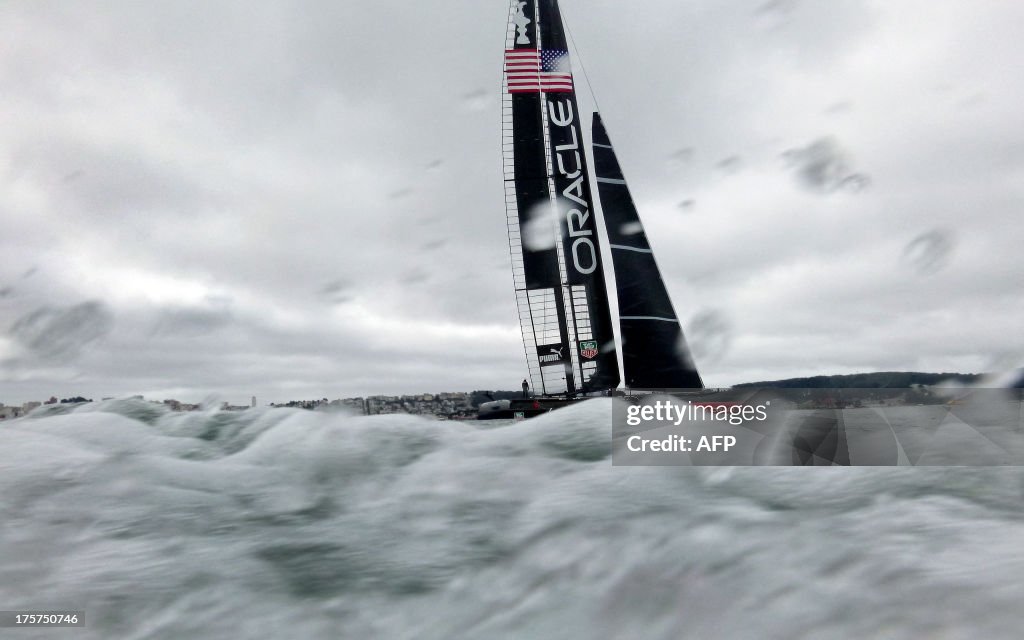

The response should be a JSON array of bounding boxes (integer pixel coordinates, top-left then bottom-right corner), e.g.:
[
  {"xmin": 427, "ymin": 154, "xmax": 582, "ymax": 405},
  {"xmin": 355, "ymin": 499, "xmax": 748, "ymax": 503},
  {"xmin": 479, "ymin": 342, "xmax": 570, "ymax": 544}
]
[
  {"xmin": 620, "ymin": 316, "xmax": 680, "ymax": 323},
  {"xmin": 609, "ymin": 245, "xmax": 653, "ymax": 253}
]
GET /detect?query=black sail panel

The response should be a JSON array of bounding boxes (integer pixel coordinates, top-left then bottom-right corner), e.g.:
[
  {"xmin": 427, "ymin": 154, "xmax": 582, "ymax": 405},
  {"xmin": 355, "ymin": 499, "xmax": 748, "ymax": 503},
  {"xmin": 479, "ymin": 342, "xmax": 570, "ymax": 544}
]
[
  {"xmin": 592, "ymin": 113, "xmax": 704, "ymax": 389},
  {"xmin": 536, "ymin": 0, "xmax": 620, "ymax": 392},
  {"xmin": 510, "ymin": 95, "xmax": 558, "ymax": 291}
]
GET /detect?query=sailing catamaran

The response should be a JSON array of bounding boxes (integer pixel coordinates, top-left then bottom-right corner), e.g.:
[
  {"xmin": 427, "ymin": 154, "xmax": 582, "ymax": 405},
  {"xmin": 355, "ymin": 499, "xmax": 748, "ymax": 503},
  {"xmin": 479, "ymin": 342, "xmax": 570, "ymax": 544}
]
[{"xmin": 479, "ymin": 0, "xmax": 702, "ymax": 419}]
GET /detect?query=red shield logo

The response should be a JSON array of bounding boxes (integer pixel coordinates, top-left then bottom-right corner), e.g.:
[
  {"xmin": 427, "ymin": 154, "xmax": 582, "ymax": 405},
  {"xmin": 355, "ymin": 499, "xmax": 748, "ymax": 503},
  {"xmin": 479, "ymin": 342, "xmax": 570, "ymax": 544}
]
[{"xmin": 579, "ymin": 340, "xmax": 599, "ymax": 359}]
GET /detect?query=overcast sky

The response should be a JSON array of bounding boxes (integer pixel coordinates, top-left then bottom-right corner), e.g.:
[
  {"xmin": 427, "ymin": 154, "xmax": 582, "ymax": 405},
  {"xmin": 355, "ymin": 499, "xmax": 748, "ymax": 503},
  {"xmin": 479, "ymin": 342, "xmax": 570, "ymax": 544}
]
[{"xmin": 1, "ymin": 0, "xmax": 1022, "ymax": 405}]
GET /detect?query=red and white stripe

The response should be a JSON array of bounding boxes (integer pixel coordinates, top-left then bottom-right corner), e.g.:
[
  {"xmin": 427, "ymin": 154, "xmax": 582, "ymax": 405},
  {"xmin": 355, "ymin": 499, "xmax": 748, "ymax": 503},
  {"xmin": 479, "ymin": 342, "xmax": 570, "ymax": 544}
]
[{"xmin": 504, "ymin": 49, "xmax": 573, "ymax": 94}]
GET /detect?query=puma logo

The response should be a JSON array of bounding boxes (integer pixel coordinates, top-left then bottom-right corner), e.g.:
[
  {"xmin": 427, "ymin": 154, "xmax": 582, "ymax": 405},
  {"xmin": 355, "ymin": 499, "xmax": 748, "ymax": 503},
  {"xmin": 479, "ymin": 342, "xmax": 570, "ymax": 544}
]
[{"xmin": 539, "ymin": 345, "xmax": 564, "ymax": 364}]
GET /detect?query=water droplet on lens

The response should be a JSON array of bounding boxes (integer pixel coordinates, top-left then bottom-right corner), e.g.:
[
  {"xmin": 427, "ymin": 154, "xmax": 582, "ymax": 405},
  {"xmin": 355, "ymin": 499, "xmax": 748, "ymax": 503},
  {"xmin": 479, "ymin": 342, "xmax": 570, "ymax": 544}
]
[
  {"xmin": 674, "ymin": 335, "xmax": 698, "ymax": 370},
  {"xmin": 9, "ymin": 301, "xmax": 114, "ymax": 360},
  {"xmin": 986, "ymin": 352, "xmax": 1023, "ymax": 373},
  {"xmin": 522, "ymin": 202, "xmax": 557, "ymax": 252},
  {"xmin": 620, "ymin": 222, "xmax": 644, "ymax": 236},
  {"xmin": 823, "ymin": 101, "xmax": 853, "ymax": 115},
  {"xmin": 320, "ymin": 280, "xmax": 355, "ymax": 304},
  {"xmin": 669, "ymin": 148, "xmax": 694, "ymax": 166},
  {"xmin": 840, "ymin": 174, "xmax": 870, "ymax": 193},
  {"xmin": 782, "ymin": 137, "xmax": 869, "ymax": 194},
  {"xmin": 420, "ymin": 239, "xmax": 448, "ymax": 252},
  {"xmin": 401, "ymin": 270, "xmax": 429, "ymax": 285},
  {"xmin": 755, "ymin": 0, "xmax": 798, "ymax": 15},
  {"xmin": 716, "ymin": 156, "xmax": 742, "ymax": 174},
  {"xmin": 462, "ymin": 89, "xmax": 489, "ymax": 112},
  {"xmin": 687, "ymin": 309, "xmax": 733, "ymax": 364},
  {"xmin": 901, "ymin": 229, "xmax": 954, "ymax": 275}
]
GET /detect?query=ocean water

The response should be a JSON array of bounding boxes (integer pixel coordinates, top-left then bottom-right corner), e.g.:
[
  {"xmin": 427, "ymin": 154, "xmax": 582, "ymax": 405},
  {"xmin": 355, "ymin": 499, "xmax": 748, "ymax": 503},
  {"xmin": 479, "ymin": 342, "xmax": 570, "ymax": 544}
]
[{"xmin": 2, "ymin": 399, "xmax": 1023, "ymax": 639}]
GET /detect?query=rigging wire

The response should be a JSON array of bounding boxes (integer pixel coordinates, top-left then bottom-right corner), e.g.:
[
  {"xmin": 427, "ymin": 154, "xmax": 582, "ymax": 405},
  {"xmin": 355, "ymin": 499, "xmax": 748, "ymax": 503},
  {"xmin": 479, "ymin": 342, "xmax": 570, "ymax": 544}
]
[
  {"xmin": 561, "ymin": 1, "xmax": 631, "ymax": 387},
  {"xmin": 561, "ymin": 4, "xmax": 602, "ymax": 116}
]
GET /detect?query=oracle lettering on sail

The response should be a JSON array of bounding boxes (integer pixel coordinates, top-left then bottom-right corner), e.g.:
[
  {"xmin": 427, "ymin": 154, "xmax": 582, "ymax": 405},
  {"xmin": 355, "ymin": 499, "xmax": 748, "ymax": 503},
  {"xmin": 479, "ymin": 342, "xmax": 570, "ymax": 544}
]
[{"xmin": 548, "ymin": 99, "xmax": 596, "ymax": 276}]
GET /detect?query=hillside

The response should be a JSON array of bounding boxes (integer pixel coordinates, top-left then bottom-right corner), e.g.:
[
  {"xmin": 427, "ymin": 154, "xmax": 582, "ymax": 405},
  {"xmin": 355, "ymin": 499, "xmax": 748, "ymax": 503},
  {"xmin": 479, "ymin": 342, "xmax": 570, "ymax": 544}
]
[{"xmin": 733, "ymin": 372, "xmax": 984, "ymax": 389}]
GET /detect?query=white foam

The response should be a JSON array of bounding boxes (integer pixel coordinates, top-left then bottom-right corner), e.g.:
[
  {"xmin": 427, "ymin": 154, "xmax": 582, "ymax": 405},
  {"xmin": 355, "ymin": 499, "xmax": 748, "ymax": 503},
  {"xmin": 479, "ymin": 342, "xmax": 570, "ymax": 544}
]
[{"xmin": 1, "ymin": 399, "xmax": 1023, "ymax": 638}]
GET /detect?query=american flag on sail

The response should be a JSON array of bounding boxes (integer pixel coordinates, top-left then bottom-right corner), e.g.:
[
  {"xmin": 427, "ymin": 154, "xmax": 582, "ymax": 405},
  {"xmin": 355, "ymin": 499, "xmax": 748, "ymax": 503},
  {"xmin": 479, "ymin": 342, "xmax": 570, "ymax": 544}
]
[{"xmin": 505, "ymin": 48, "xmax": 573, "ymax": 94}]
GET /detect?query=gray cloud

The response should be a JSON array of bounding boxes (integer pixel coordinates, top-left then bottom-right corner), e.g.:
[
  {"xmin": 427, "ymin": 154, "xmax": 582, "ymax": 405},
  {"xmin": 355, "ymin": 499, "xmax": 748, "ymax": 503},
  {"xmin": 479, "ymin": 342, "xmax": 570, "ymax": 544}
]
[
  {"xmin": 150, "ymin": 301, "xmax": 235, "ymax": 338},
  {"xmin": 9, "ymin": 301, "xmax": 114, "ymax": 360},
  {"xmin": 1, "ymin": 0, "xmax": 1021, "ymax": 403}
]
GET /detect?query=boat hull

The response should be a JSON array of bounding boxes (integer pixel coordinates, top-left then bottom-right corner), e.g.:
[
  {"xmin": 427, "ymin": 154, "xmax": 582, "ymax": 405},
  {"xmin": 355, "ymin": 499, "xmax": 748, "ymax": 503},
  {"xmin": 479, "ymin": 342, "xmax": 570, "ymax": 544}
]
[{"xmin": 476, "ymin": 397, "xmax": 584, "ymax": 420}]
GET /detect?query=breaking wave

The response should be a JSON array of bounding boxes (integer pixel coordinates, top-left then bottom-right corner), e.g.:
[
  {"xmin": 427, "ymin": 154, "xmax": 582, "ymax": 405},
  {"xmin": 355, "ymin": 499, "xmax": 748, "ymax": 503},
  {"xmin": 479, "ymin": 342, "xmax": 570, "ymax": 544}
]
[{"xmin": 2, "ymin": 399, "xmax": 1023, "ymax": 639}]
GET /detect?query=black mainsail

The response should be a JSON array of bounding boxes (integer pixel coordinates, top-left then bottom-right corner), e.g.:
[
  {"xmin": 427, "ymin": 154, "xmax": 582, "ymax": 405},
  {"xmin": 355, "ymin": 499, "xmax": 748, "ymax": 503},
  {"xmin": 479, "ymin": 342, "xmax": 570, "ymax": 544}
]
[
  {"xmin": 500, "ymin": 0, "xmax": 701, "ymax": 397},
  {"xmin": 502, "ymin": 0, "xmax": 619, "ymax": 394},
  {"xmin": 592, "ymin": 114, "xmax": 703, "ymax": 389}
]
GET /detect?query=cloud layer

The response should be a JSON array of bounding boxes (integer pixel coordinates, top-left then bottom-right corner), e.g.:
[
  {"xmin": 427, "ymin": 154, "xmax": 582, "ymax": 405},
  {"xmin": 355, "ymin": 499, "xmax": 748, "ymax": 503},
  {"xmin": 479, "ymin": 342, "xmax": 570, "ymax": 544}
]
[{"xmin": 1, "ymin": 0, "xmax": 1022, "ymax": 404}]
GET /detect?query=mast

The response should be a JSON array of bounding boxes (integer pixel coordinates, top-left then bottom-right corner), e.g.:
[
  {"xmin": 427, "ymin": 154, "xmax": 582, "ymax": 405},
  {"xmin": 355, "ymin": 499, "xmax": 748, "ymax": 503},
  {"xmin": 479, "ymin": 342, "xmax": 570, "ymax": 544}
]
[
  {"xmin": 592, "ymin": 113, "xmax": 704, "ymax": 389},
  {"xmin": 503, "ymin": 0, "xmax": 572, "ymax": 394},
  {"xmin": 502, "ymin": 0, "xmax": 620, "ymax": 394},
  {"xmin": 536, "ymin": 0, "xmax": 620, "ymax": 392}
]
